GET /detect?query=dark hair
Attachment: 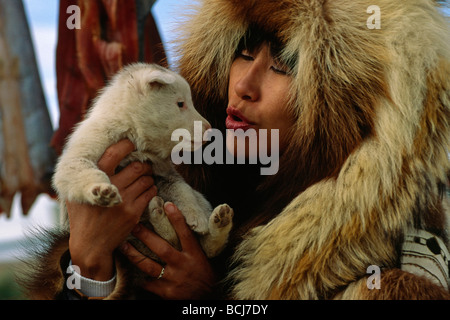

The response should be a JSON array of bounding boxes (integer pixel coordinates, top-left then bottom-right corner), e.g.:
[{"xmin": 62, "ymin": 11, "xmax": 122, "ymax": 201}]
[{"xmin": 235, "ymin": 24, "xmax": 296, "ymax": 74}]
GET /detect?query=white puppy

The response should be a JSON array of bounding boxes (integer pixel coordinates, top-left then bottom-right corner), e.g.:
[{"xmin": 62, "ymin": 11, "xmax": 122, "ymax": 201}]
[{"xmin": 53, "ymin": 63, "xmax": 233, "ymax": 261}]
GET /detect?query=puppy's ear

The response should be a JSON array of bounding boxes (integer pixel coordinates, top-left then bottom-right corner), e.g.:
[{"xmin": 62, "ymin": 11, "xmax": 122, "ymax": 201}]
[{"xmin": 146, "ymin": 70, "xmax": 176, "ymax": 89}]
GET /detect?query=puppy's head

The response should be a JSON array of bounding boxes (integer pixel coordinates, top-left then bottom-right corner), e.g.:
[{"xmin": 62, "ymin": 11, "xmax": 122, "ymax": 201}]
[{"xmin": 120, "ymin": 63, "xmax": 211, "ymax": 152}]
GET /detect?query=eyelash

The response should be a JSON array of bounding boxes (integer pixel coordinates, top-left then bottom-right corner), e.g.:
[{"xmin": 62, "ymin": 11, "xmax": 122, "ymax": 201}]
[
  {"xmin": 237, "ymin": 52, "xmax": 288, "ymax": 76},
  {"xmin": 238, "ymin": 52, "xmax": 253, "ymax": 61},
  {"xmin": 271, "ymin": 66, "xmax": 288, "ymax": 75}
]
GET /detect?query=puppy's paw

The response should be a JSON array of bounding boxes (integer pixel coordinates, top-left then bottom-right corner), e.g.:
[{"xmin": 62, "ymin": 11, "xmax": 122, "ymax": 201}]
[
  {"xmin": 87, "ymin": 183, "xmax": 121, "ymax": 207},
  {"xmin": 199, "ymin": 204, "xmax": 234, "ymax": 258},
  {"xmin": 148, "ymin": 196, "xmax": 179, "ymax": 249},
  {"xmin": 149, "ymin": 196, "xmax": 165, "ymax": 222},
  {"xmin": 210, "ymin": 204, "xmax": 234, "ymax": 229},
  {"xmin": 185, "ymin": 211, "xmax": 209, "ymax": 235}
]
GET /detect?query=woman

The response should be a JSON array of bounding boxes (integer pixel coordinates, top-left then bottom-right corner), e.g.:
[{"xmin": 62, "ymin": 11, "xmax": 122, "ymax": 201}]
[{"xmin": 24, "ymin": 0, "xmax": 450, "ymax": 299}]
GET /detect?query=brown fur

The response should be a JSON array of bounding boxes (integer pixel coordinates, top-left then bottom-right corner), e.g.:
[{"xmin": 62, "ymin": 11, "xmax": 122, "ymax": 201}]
[
  {"xmin": 17, "ymin": 229, "xmax": 70, "ymax": 300},
  {"xmin": 17, "ymin": 230, "xmax": 155, "ymax": 300},
  {"xmin": 336, "ymin": 269, "xmax": 450, "ymax": 300}
]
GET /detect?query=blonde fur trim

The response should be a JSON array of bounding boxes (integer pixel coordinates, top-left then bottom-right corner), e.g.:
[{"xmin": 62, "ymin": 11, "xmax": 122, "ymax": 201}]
[{"xmin": 229, "ymin": 1, "xmax": 449, "ymax": 299}]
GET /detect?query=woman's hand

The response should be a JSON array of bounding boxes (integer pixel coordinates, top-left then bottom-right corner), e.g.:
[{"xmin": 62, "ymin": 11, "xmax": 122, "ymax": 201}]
[
  {"xmin": 68, "ymin": 139, "xmax": 157, "ymax": 281},
  {"xmin": 120, "ymin": 202, "xmax": 216, "ymax": 299}
]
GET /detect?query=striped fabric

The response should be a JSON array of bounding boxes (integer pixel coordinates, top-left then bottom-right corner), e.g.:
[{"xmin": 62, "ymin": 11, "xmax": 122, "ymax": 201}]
[{"xmin": 401, "ymin": 229, "xmax": 450, "ymax": 290}]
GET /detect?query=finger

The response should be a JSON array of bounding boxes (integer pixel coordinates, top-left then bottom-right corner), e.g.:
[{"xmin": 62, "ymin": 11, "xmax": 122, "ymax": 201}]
[
  {"xmin": 129, "ymin": 185, "xmax": 158, "ymax": 214},
  {"xmin": 120, "ymin": 242, "xmax": 165, "ymax": 279},
  {"xmin": 123, "ymin": 175, "xmax": 155, "ymax": 201},
  {"xmin": 139, "ymin": 279, "xmax": 168, "ymax": 299},
  {"xmin": 112, "ymin": 163, "xmax": 153, "ymax": 192},
  {"xmin": 131, "ymin": 224, "xmax": 178, "ymax": 264},
  {"xmin": 98, "ymin": 139, "xmax": 136, "ymax": 176},
  {"xmin": 163, "ymin": 202, "xmax": 201, "ymax": 254}
]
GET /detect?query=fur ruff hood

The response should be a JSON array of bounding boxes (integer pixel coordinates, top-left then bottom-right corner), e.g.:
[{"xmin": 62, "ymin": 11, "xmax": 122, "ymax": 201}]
[
  {"xmin": 176, "ymin": 0, "xmax": 450, "ymax": 299},
  {"xmin": 18, "ymin": 0, "xmax": 450, "ymax": 300}
]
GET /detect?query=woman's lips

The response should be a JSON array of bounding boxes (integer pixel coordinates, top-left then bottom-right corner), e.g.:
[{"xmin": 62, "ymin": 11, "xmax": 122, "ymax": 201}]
[{"xmin": 226, "ymin": 107, "xmax": 254, "ymax": 130}]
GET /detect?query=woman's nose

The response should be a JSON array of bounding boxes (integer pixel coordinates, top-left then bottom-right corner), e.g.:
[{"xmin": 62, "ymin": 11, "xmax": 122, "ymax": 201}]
[{"xmin": 234, "ymin": 64, "xmax": 261, "ymax": 102}]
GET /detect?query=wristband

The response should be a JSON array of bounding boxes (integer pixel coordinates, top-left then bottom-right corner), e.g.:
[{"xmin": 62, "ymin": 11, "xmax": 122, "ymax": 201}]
[{"xmin": 66, "ymin": 260, "xmax": 117, "ymax": 299}]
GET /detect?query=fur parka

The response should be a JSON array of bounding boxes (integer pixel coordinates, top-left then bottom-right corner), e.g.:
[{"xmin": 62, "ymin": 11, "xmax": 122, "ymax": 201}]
[
  {"xmin": 20, "ymin": 0, "xmax": 450, "ymax": 300},
  {"xmin": 175, "ymin": 0, "xmax": 450, "ymax": 299}
]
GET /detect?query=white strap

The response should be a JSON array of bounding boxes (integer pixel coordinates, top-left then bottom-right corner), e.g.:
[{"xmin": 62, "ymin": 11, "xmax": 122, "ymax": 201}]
[{"xmin": 67, "ymin": 260, "xmax": 117, "ymax": 298}]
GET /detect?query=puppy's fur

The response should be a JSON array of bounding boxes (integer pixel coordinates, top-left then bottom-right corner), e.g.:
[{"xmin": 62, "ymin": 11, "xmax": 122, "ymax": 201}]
[{"xmin": 52, "ymin": 63, "xmax": 233, "ymax": 297}]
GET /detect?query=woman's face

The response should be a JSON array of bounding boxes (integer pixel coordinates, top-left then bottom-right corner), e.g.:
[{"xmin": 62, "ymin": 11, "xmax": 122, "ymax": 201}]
[{"xmin": 226, "ymin": 42, "xmax": 294, "ymax": 160}]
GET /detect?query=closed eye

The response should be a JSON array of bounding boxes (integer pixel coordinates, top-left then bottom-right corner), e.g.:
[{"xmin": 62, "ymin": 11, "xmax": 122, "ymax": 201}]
[
  {"xmin": 270, "ymin": 66, "xmax": 288, "ymax": 75},
  {"xmin": 271, "ymin": 56, "xmax": 290, "ymax": 76},
  {"xmin": 237, "ymin": 49, "xmax": 254, "ymax": 61}
]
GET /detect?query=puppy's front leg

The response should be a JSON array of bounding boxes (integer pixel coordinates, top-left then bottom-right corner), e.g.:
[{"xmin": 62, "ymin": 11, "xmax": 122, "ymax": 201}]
[{"xmin": 54, "ymin": 158, "xmax": 122, "ymax": 207}]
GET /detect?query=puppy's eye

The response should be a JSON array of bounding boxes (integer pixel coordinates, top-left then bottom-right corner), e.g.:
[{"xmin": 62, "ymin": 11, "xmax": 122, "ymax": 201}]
[{"xmin": 177, "ymin": 102, "xmax": 185, "ymax": 108}]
